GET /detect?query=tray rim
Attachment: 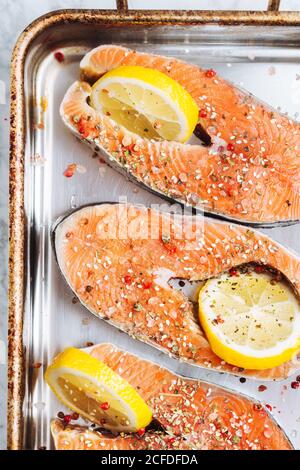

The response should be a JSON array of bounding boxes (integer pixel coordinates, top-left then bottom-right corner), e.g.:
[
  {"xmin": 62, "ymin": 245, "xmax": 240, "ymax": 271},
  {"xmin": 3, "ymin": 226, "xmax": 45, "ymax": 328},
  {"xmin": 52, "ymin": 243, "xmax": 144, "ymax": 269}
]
[{"xmin": 8, "ymin": 7, "xmax": 300, "ymax": 450}]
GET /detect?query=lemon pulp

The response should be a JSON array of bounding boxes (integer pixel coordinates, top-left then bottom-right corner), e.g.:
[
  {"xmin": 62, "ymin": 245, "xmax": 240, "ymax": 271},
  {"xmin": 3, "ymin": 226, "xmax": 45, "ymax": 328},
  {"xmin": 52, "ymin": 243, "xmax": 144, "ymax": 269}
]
[
  {"xmin": 45, "ymin": 347, "xmax": 152, "ymax": 432},
  {"xmin": 198, "ymin": 270, "xmax": 300, "ymax": 369},
  {"xmin": 90, "ymin": 65, "xmax": 199, "ymax": 142}
]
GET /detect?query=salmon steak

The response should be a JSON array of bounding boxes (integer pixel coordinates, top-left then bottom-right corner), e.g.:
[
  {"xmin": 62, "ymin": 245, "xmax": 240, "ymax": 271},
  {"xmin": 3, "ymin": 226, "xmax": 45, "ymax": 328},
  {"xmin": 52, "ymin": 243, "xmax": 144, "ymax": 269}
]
[
  {"xmin": 60, "ymin": 45, "xmax": 300, "ymax": 226},
  {"xmin": 53, "ymin": 203, "xmax": 300, "ymax": 380},
  {"xmin": 51, "ymin": 343, "xmax": 292, "ymax": 450}
]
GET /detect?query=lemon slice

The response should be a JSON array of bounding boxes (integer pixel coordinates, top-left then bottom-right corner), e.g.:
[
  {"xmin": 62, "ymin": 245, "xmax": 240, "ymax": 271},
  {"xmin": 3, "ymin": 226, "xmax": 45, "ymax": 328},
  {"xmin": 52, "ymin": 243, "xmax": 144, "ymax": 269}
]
[
  {"xmin": 45, "ymin": 347, "xmax": 152, "ymax": 432},
  {"xmin": 90, "ymin": 65, "xmax": 199, "ymax": 142},
  {"xmin": 198, "ymin": 270, "xmax": 300, "ymax": 370}
]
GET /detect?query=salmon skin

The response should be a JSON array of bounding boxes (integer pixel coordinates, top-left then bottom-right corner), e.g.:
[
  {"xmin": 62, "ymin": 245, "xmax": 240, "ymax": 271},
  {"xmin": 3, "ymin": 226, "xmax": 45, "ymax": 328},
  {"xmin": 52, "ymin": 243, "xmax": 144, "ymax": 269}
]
[
  {"xmin": 51, "ymin": 343, "xmax": 292, "ymax": 450},
  {"xmin": 60, "ymin": 45, "xmax": 300, "ymax": 226},
  {"xmin": 53, "ymin": 203, "xmax": 300, "ymax": 380},
  {"xmin": 51, "ymin": 420, "xmax": 191, "ymax": 450}
]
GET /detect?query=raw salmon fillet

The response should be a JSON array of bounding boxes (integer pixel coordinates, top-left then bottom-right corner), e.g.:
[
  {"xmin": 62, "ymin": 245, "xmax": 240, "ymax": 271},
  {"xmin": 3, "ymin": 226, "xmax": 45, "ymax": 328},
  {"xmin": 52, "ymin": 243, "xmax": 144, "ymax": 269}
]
[
  {"xmin": 60, "ymin": 45, "xmax": 300, "ymax": 225},
  {"xmin": 51, "ymin": 344, "xmax": 292, "ymax": 450},
  {"xmin": 53, "ymin": 203, "xmax": 300, "ymax": 380}
]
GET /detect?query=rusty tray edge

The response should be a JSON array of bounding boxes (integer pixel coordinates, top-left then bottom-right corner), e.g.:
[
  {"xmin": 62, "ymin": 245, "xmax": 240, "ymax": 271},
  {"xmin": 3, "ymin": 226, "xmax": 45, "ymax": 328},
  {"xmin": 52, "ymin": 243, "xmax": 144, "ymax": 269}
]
[{"xmin": 8, "ymin": 6, "xmax": 300, "ymax": 450}]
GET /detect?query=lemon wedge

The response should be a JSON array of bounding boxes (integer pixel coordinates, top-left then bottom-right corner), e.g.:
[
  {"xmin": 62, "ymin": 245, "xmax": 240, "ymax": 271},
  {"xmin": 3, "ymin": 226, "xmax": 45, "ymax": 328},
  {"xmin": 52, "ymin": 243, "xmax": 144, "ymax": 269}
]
[
  {"xmin": 45, "ymin": 347, "xmax": 152, "ymax": 432},
  {"xmin": 198, "ymin": 270, "xmax": 300, "ymax": 370},
  {"xmin": 90, "ymin": 65, "xmax": 198, "ymax": 142}
]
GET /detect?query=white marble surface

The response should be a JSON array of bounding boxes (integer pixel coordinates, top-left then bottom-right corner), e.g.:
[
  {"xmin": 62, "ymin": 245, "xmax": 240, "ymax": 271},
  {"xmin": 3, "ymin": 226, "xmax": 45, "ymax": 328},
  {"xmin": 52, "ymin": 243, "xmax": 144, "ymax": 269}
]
[
  {"xmin": 129, "ymin": 0, "xmax": 269, "ymax": 9},
  {"xmin": 0, "ymin": 0, "xmax": 298, "ymax": 451}
]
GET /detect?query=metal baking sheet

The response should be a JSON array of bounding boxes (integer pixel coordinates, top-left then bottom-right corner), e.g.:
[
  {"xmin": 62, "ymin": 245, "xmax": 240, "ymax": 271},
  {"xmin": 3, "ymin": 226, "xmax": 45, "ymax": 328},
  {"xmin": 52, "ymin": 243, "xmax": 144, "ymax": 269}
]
[{"xmin": 10, "ymin": 11, "xmax": 300, "ymax": 450}]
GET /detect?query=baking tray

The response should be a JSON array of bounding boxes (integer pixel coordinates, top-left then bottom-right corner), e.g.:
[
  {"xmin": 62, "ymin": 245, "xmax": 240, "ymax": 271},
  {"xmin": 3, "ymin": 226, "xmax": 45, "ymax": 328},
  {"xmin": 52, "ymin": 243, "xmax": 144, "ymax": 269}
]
[{"xmin": 9, "ymin": 5, "xmax": 300, "ymax": 450}]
